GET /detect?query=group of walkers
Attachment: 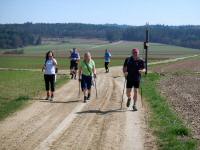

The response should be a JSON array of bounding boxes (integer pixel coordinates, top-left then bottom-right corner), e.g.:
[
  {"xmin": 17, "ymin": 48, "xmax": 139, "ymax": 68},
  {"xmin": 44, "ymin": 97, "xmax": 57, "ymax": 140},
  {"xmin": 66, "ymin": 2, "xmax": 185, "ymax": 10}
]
[{"xmin": 42, "ymin": 48, "xmax": 145, "ymax": 111}]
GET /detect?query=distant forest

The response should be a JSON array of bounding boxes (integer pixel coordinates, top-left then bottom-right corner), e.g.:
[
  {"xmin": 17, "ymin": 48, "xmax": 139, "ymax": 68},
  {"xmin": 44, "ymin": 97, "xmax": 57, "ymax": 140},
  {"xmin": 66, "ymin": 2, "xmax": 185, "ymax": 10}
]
[{"xmin": 0, "ymin": 23, "xmax": 200, "ymax": 49}]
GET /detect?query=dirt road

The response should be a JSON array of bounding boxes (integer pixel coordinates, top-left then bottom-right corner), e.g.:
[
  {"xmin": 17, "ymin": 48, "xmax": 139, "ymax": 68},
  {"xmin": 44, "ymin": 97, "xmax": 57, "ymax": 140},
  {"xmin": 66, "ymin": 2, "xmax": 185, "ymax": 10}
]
[{"xmin": 0, "ymin": 67, "xmax": 149, "ymax": 150}]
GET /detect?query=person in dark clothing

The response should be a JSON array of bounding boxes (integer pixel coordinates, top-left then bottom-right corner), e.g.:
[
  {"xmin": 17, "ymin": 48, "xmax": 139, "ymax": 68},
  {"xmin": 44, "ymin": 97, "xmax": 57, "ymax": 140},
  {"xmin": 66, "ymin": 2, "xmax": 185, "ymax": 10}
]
[
  {"xmin": 123, "ymin": 48, "xmax": 145, "ymax": 111},
  {"xmin": 104, "ymin": 49, "xmax": 111, "ymax": 73},
  {"xmin": 70, "ymin": 48, "xmax": 80, "ymax": 79}
]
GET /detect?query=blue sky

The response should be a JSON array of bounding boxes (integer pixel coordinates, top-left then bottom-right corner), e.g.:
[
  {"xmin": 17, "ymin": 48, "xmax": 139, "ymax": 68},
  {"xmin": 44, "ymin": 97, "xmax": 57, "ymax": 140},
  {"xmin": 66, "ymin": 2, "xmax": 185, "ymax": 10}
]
[{"xmin": 0, "ymin": 0, "xmax": 199, "ymax": 25}]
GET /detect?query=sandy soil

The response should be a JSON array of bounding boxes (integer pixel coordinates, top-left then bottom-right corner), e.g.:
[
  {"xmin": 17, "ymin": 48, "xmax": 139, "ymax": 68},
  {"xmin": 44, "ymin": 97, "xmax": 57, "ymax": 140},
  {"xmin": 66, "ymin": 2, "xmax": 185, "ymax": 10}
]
[
  {"xmin": 151, "ymin": 58, "xmax": 200, "ymax": 147},
  {"xmin": 160, "ymin": 75, "xmax": 200, "ymax": 139},
  {"xmin": 151, "ymin": 58, "xmax": 200, "ymax": 73},
  {"xmin": 0, "ymin": 67, "xmax": 154, "ymax": 150}
]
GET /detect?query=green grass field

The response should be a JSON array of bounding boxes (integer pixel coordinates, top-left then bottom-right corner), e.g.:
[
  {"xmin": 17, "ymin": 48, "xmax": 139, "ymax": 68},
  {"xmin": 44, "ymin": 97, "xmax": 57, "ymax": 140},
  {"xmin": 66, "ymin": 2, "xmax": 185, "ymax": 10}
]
[
  {"xmin": 1, "ymin": 39, "xmax": 199, "ymax": 59},
  {"xmin": 0, "ymin": 70, "xmax": 68, "ymax": 120},
  {"xmin": 0, "ymin": 56, "xmax": 124, "ymax": 69},
  {"xmin": 0, "ymin": 39, "xmax": 199, "ymax": 69}
]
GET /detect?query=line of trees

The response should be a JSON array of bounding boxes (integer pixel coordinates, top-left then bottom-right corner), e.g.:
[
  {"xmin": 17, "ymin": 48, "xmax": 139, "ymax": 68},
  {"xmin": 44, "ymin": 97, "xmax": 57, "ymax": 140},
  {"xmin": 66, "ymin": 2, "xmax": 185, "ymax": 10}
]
[
  {"xmin": 0, "ymin": 22, "xmax": 200, "ymax": 49},
  {"xmin": 0, "ymin": 27, "xmax": 41, "ymax": 49}
]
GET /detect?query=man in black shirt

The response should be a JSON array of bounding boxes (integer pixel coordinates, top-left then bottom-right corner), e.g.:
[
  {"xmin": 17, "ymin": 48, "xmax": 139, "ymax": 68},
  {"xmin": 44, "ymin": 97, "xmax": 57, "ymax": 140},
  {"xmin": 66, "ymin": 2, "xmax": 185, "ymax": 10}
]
[{"xmin": 123, "ymin": 48, "xmax": 145, "ymax": 111}]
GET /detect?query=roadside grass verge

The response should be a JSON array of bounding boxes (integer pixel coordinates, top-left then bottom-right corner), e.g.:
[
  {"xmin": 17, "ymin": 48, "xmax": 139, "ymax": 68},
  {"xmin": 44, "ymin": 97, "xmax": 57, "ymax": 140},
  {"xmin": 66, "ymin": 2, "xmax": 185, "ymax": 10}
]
[
  {"xmin": 141, "ymin": 73, "xmax": 198, "ymax": 150},
  {"xmin": 0, "ymin": 70, "xmax": 69, "ymax": 121}
]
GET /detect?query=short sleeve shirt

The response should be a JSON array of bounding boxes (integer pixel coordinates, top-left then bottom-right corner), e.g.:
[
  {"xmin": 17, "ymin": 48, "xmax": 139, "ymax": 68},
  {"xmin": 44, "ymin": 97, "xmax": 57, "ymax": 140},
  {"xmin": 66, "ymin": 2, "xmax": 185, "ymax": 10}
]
[
  {"xmin": 123, "ymin": 57, "xmax": 145, "ymax": 81},
  {"xmin": 44, "ymin": 59, "xmax": 57, "ymax": 75},
  {"xmin": 70, "ymin": 51, "xmax": 80, "ymax": 61},
  {"xmin": 104, "ymin": 52, "xmax": 111, "ymax": 62},
  {"xmin": 80, "ymin": 60, "xmax": 95, "ymax": 76}
]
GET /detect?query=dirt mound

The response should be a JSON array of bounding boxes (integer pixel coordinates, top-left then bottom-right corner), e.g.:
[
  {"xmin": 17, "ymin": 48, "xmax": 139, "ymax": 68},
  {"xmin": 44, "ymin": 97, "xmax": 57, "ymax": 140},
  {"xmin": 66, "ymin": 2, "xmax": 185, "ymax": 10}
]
[{"xmin": 160, "ymin": 74, "xmax": 200, "ymax": 140}]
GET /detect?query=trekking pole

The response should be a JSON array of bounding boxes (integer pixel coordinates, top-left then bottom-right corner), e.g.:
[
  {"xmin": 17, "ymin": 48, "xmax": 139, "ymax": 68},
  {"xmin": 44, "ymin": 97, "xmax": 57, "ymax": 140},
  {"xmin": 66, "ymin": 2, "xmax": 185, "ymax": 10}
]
[
  {"xmin": 140, "ymin": 78, "xmax": 144, "ymax": 107},
  {"xmin": 120, "ymin": 78, "xmax": 126, "ymax": 109},
  {"xmin": 78, "ymin": 80, "xmax": 81, "ymax": 97},
  {"xmin": 94, "ymin": 77, "xmax": 98, "ymax": 98}
]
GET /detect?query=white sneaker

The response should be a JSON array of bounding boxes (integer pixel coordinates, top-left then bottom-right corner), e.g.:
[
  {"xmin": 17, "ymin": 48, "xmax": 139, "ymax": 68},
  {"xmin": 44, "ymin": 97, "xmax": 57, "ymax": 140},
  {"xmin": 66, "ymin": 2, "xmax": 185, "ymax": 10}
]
[{"xmin": 50, "ymin": 96, "xmax": 54, "ymax": 102}]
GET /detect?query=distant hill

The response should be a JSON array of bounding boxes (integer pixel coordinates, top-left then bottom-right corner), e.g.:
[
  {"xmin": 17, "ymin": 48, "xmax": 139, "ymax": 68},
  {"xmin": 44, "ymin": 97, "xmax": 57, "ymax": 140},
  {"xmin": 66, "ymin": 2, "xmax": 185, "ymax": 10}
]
[{"xmin": 0, "ymin": 23, "xmax": 200, "ymax": 49}]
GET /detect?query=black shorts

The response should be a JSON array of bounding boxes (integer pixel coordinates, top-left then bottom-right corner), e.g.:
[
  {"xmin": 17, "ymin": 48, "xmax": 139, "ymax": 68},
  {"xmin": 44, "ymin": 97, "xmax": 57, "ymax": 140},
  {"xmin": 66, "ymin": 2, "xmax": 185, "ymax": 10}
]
[
  {"xmin": 126, "ymin": 79, "xmax": 140, "ymax": 89},
  {"xmin": 70, "ymin": 60, "xmax": 78, "ymax": 70},
  {"xmin": 81, "ymin": 74, "xmax": 92, "ymax": 90}
]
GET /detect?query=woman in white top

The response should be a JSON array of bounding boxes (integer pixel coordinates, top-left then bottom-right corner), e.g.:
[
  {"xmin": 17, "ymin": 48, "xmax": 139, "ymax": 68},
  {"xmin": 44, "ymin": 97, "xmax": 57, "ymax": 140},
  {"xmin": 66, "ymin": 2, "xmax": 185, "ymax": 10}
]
[{"xmin": 42, "ymin": 51, "xmax": 57, "ymax": 101}]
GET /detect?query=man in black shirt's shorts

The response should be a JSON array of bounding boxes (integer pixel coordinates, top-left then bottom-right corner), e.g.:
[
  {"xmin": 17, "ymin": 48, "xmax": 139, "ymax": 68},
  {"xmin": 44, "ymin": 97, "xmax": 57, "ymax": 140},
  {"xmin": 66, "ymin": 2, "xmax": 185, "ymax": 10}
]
[{"xmin": 123, "ymin": 48, "xmax": 145, "ymax": 111}]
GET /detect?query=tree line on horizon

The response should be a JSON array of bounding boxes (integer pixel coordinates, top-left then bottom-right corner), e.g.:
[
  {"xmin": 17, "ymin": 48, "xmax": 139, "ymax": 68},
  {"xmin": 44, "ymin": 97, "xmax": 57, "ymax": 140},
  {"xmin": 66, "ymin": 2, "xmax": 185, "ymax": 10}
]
[{"xmin": 0, "ymin": 23, "xmax": 200, "ymax": 49}]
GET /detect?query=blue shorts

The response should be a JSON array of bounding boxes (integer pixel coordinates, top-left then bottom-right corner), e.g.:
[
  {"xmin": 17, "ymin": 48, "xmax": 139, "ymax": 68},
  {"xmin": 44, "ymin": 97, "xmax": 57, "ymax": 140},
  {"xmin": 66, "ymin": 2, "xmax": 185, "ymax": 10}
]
[{"xmin": 81, "ymin": 74, "xmax": 92, "ymax": 90}]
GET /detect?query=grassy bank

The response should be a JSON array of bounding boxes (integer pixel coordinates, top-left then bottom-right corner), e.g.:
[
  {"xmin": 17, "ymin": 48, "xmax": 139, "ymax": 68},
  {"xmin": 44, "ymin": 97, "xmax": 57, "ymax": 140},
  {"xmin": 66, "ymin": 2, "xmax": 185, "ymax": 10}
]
[
  {"xmin": 0, "ymin": 70, "xmax": 68, "ymax": 121},
  {"xmin": 141, "ymin": 73, "xmax": 197, "ymax": 150}
]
